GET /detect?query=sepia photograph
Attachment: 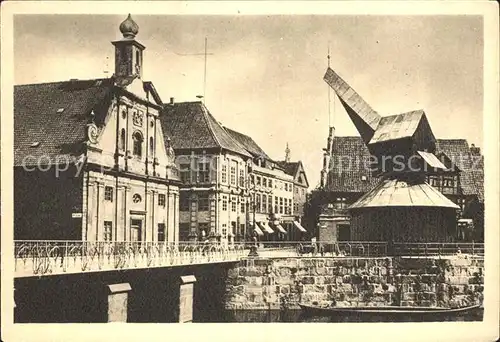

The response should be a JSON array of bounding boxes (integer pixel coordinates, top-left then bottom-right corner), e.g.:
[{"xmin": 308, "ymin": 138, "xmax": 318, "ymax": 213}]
[{"xmin": 1, "ymin": 1, "xmax": 498, "ymax": 342}]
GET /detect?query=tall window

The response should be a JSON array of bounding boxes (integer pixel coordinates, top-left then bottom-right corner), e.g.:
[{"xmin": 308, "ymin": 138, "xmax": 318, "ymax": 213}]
[
  {"xmin": 158, "ymin": 194, "xmax": 166, "ymax": 207},
  {"xmin": 268, "ymin": 195, "xmax": 273, "ymax": 212},
  {"xmin": 198, "ymin": 193, "xmax": 209, "ymax": 211},
  {"xmin": 255, "ymin": 194, "xmax": 261, "ymax": 213},
  {"xmin": 268, "ymin": 179, "xmax": 272, "ymax": 188},
  {"xmin": 262, "ymin": 178, "xmax": 267, "ymax": 188},
  {"xmin": 104, "ymin": 221, "xmax": 113, "ymax": 241},
  {"xmin": 256, "ymin": 176, "xmax": 261, "ymax": 186},
  {"xmin": 105, "ymin": 186, "xmax": 113, "ymax": 202},
  {"xmin": 239, "ymin": 169, "xmax": 245, "ymax": 187},
  {"xmin": 284, "ymin": 183, "xmax": 288, "ymax": 191},
  {"xmin": 279, "ymin": 197, "xmax": 284, "ymax": 214},
  {"xmin": 198, "ymin": 160, "xmax": 210, "ymax": 183},
  {"xmin": 149, "ymin": 137, "xmax": 154, "ymax": 156},
  {"xmin": 241, "ymin": 202, "xmax": 245, "ymax": 213},
  {"xmin": 274, "ymin": 197, "xmax": 278, "ymax": 213},
  {"xmin": 222, "ymin": 196, "xmax": 228, "ymax": 211},
  {"xmin": 262, "ymin": 195, "xmax": 267, "ymax": 213},
  {"xmin": 158, "ymin": 223, "xmax": 165, "ymax": 242},
  {"xmin": 221, "ymin": 164, "xmax": 227, "ymax": 183},
  {"xmin": 180, "ymin": 163, "xmax": 190, "ymax": 184},
  {"xmin": 230, "ymin": 161, "xmax": 237, "ymax": 185},
  {"xmin": 120, "ymin": 129, "xmax": 126, "ymax": 151},
  {"xmin": 132, "ymin": 131, "xmax": 143, "ymax": 157},
  {"xmin": 231, "ymin": 201, "xmax": 237, "ymax": 212}
]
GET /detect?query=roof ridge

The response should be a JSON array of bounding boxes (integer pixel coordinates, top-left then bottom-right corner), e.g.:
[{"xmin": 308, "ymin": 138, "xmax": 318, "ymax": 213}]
[{"xmin": 200, "ymin": 103, "xmax": 223, "ymax": 149}]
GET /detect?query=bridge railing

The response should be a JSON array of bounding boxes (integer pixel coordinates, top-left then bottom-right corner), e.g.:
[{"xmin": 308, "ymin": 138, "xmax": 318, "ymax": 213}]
[
  {"xmin": 14, "ymin": 240, "xmax": 247, "ymax": 278},
  {"xmin": 14, "ymin": 240, "xmax": 485, "ymax": 277},
  {"xmin": 392, "ymin": 242, "xmax": 484, "ymax": 257}
]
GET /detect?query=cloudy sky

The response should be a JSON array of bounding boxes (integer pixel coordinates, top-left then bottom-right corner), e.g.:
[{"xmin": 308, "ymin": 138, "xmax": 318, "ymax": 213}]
[{"xmin": 14, "ymin": 15, "xmax": 483, "ymax": 188}]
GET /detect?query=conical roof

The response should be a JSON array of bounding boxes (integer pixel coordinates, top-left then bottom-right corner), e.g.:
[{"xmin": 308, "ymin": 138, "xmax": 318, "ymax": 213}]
[{"xmin": 348, "ymin": 178, "xmax": 460, "ymax": 210}]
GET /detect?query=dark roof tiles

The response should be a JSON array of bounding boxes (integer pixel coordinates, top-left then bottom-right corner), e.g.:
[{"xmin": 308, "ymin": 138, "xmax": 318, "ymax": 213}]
[
  {"xmin": 326, "ymin": 136, "xmax": 484, "ymax": 202},
  {"xmin": 14, "ymin": 79, "xmax": 114, "ymax": 167},
  {"xmin": 160, "ymin": 102, "xmax": 251, "ymax": 158}
]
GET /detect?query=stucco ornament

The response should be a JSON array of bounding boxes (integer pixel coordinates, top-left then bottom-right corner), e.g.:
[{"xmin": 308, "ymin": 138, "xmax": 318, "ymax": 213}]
[
  {"xmin": 166, "ymin": 137, "xmax": 176, "ymax": 164},
  {"xmin": 133, "ymin": 110, "xmax": 143, "ymax": 127},
  {"xmin": 87, "ymin": 123, "xmax": 99, "ymax": 143}
]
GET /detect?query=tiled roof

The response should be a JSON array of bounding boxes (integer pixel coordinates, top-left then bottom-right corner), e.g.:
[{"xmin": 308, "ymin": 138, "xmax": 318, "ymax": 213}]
[
  {"xmin": 349, "ymin": 178, "xmax": 460, "ymax": 210},
  {"xmin": 276, "ymin": 161, "xmax": 299, "ymax": 177},
  {"xmin": 223, "ymin": 126, "xmax": 270, "ymax": 160},
  {"xmin": 326, "ymin": 136, "xmax": 484, "ymax": 202},
  {"xmin": 160, "ymin": 102, "xmax": 251, "ymax": 158},
  {"xmin": 14, "ymin": 78, "xmax": 114, "ymax": 167},
  {"xmin": 435, "ymin": 139, "xmax": 484, "ymax": 202},
  {"xmin": 325, "ymin": 136, "xmax": 379, "ymax": 193}
]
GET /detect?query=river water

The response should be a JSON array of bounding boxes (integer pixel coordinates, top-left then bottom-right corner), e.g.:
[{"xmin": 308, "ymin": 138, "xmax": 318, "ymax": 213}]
[{"xmin": 200, "ymin": 309, "xmax": 483, "ymax": 323}]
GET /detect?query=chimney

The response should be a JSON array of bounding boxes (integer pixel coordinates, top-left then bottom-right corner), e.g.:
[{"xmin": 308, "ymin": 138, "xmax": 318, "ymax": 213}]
[
  {"xmin": 470, "ymin": 143, "xmax": 481, "ymax": 156},
  {"xmin": 169, "ymin": 97, "xmax": 175, "ymax": 105}
]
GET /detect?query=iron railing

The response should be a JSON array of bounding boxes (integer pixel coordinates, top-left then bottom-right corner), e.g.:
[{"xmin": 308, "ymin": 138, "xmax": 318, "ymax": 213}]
[
  {"xmin": 392, "ymin": 242, "xmax": 484, "ymax": 257},
  {"xmin": 13, "ymin": 240, "xmax": 484, "ymax": 278},
  {"xmin": 14, "ymin": 240, "xmax": 246, "ymax": 278}
]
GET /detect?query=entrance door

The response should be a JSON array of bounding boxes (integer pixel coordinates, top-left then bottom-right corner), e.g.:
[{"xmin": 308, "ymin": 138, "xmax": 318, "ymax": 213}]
[
  {"xmin": 131, "ymin": 219, "xmax": 143, "ymax": 242},
  {"xmin": 338, "ymin": 224, "xmax": 351, "ymax": 241}
]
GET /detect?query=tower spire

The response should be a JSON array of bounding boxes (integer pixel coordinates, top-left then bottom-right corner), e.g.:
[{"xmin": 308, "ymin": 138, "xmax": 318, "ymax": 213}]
[{"xmin": 285, "ymin": 143, "xmax": 291, "ymax": 162}]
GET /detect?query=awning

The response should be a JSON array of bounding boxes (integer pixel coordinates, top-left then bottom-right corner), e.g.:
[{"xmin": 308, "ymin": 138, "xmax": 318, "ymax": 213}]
[
  {"xmin": 293, "ymin": 221, "xmax": 307, "ymax": 232},
  {"xmin": 417, "ymin": 151, "xmax": 447, "ymax": 170},
  {"xmin": 275, "ymin": 224, "xmax": 287, "ymax": 234},
  {"xmin": 259, "ymin": 221, "xmax": 274, "ymax": 234},
  {"xmin": 253, "ymin": 225, "xmax": 264, "ymax": 236}
]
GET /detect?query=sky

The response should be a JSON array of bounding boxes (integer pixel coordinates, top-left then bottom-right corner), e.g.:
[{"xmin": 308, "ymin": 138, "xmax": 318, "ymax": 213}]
[{"xmin": 14, "ymin": 14, "xmax": 484, "ymax": 189}]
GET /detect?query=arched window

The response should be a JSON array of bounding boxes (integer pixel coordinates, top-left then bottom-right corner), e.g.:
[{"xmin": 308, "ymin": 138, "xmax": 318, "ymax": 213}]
[
  {"xmin": 149, "ymin": 137, "xmax": 154, "ymax": 156},
  {"xmin": 133, "ymin": 131, "xmax": 143, "ymax": 157},
  {"xmin": 120, "ymin": 129, "xmax": 126, "ymax": 151}
]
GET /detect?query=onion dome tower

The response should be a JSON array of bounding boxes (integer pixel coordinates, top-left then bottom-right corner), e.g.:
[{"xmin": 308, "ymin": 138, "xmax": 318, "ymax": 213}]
[{"xmin": 112, "ymin": 14, "xmax": 145, "ymax": 82}]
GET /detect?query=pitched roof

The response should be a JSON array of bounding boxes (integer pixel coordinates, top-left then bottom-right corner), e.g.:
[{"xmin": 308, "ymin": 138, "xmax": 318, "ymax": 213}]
[
  {"xmin": 369, "ymin": 110, "xmax": 425, "ymax": 144},
  {"xmin": 348, "ymin": 178, "xmax": 460, "ymax": 210},
  {"xmin": 326, "ymin": 136, "xmax": 484, "ymax": 202},
  {"xmin": 276, "ymin": 161, "xmax": 299, "ymax": 177},
  {"xmin": 325, "ymin": 136, "xmax": 379, "ymax": 193},
  {"xmin": 160, "ymin": 101, "xmax": 251, "ymax": 158},
  {"xmin": 435, "ymin": 139, "xmax": 484, "ymax": 201},
  {"xmin": 223, "ymin": 127, "xmax": 270, "ymax": 160},
  {"xmin": 14, "ymin": 78, "xmax": 115, "ymax": 167}
]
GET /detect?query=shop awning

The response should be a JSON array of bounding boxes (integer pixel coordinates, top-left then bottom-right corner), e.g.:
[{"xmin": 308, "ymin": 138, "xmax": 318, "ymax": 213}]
[
  {"xmin": 259, "ymin": 222, "xmax": 274, "ymax": 234},
  {"xmin": 253, "ymin": 225, "xmax": 264, "ymax": 236},
  {"xmin": 293, "ymin": 220, "xmax": 307, "ymax": 232},
  {"xmin": 275, "ymin": 224, "xmax": 287, "ymax": 234}
]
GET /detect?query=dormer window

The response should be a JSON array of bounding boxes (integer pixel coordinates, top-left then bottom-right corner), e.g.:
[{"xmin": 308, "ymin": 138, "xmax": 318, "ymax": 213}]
[{"xmin": 132, "ymin": 131, "xmax": 143, "ymax": 157}]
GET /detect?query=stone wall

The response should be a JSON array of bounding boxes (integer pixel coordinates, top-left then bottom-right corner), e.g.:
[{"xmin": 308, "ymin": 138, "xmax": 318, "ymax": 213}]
[{"xmin": 224, "ymin": 255, "xmax": 484, "ymax": 310}]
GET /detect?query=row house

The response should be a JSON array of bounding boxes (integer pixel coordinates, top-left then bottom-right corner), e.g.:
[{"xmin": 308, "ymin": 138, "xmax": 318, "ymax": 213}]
[
  {"xmin": 225, "ymin": 129, "xmax": 308, "ymax": 241},
  {"xmin": 160, "ymin": 101, "xmax": 252, "ymax": 243},
  {"xmin": 14, "ymin": 15, "xmax": 181, "ymax": 243}
]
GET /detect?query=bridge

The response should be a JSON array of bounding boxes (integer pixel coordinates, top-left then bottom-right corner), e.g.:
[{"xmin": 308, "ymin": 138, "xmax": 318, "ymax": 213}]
[{"xmin": 14, "ymin": 240, "xmax": 484, "ymax": 278}]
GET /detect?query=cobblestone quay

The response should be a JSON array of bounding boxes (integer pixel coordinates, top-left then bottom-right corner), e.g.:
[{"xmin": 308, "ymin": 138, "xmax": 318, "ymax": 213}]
[{"xmin": 224, "ymin": 255, "xmax": 484, "ymax": 311}]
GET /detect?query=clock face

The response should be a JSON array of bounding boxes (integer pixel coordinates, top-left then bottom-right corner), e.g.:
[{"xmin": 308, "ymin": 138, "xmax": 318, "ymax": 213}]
[{"xmin": 132, "ymin": 194, "xmax": 142, "ymax": 203}]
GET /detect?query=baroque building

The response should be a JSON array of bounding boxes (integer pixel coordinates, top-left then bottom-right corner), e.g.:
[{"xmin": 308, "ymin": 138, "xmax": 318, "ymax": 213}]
[{"xmin": 14, "ymin": 15, "xmax": 181, "ymax": 243}]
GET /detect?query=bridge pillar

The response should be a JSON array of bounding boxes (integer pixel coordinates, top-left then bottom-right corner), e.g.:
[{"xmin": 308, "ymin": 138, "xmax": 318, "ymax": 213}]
[
  {"xmin": 179, "ymin": 275, "xmax": 196, "ymax": 323},
  {"xmin": 107, "ymin": 283, "xmax": 132, "ymax": 322}
]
